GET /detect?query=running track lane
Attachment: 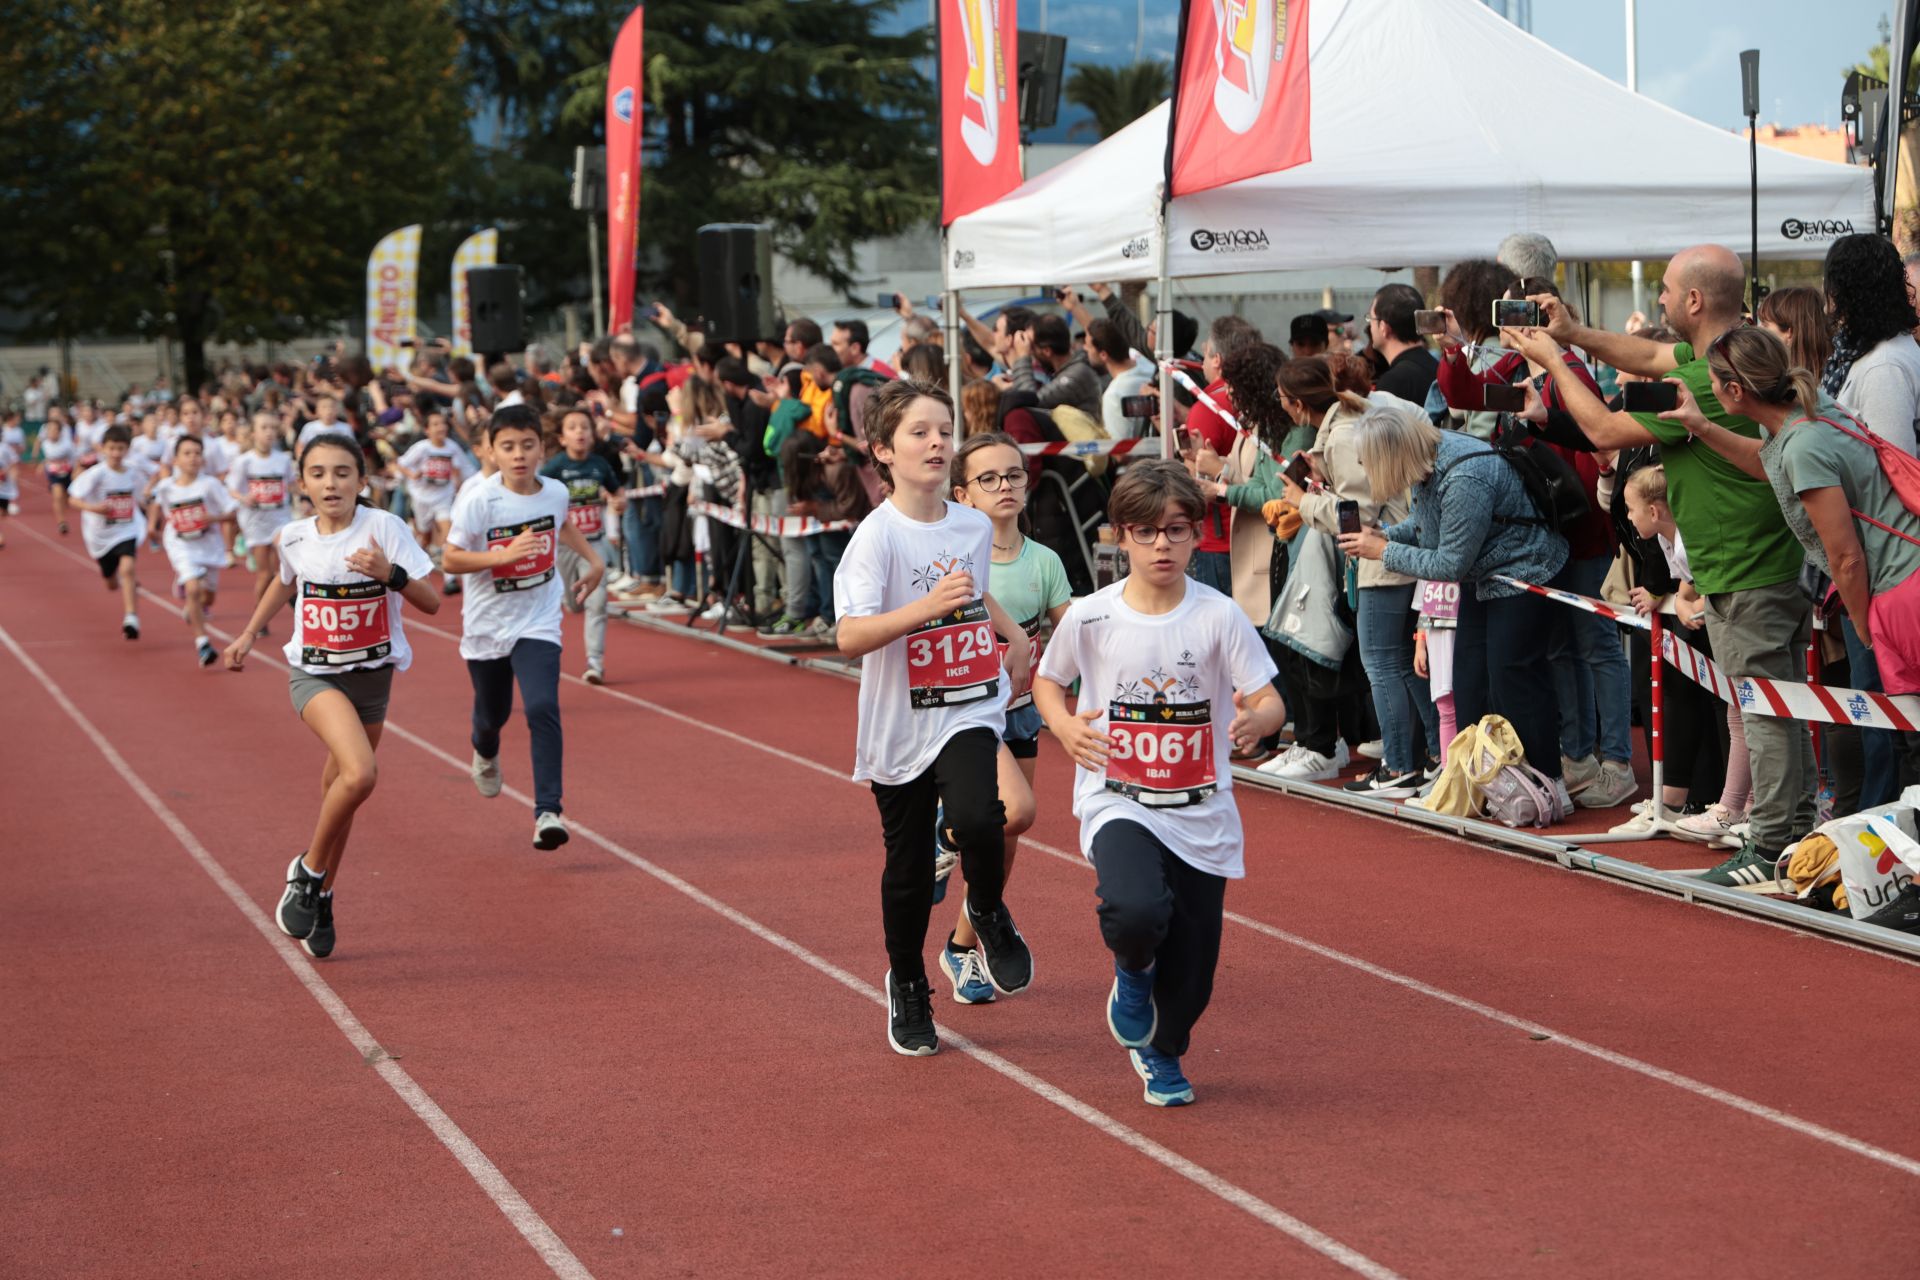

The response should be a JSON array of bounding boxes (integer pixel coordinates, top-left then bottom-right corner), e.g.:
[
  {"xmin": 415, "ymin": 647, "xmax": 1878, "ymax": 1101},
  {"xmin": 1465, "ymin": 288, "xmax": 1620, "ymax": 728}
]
[{"xmin": 6, "ymin": 522, "xmax": 1919, "ymax": 1277}]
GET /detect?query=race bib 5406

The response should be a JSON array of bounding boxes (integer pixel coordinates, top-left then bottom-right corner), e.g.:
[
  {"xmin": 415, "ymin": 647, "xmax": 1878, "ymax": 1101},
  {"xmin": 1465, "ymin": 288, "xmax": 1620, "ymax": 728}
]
[
  {"xmin": 907, "ymin": 600, "xmax": 1001, "ymax": 710},
  {"xmin": 247, "ymin": 476, "xmax": 287, "ymax": 507},
  {"xmin": 1106, "ymin": 700, "xmax": 1216, "ymax": 807},
  {"xmin": 299, "ymin": 580, "xmax": 391, "ymax": 667},
  {"xmin": 487, "ymin": 515, "xmax": 557, "ymax": 593}
]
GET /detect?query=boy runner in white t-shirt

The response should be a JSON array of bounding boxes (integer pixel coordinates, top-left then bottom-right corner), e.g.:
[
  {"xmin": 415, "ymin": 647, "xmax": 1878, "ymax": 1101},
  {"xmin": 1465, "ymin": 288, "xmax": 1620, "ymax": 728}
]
[
  {"xmin": 395, "ymin": 410, "xmax": 475, "ymax": 557},
  {"xmin": 538, "ymin": 407, "xmax": 623, "ymax": 684},
  {"xmin": 224, "ymin": 434, "xmax": 440, "ymax": 959},
  {"xmin": 229, "ymin": 411, "xmax": 299, "ymax": 635},
  {"xmin": 146, "ymin": 435, "xmax": 238, "ymax": 666},
  {"xmin": 832, "ymin": 380, "xmax": 1035, "ymax": 1057},
  {"xmin": 0, "ymin": 437, "xmax": 17, "ymax": 547},
  {"xmin": 39, "ymin": 418, "xmax": 80, "ymax": 535},
  {"xmin": 296, "ymin": 395, "xmax": 353, "ymax": 452},
  {"xmin": 443, "ymin": 405, "xmax": 604, "ymax": 849},
  {"xmin": 1034, "ymin": 461, "xmax": 1285, "ymax": 1107},
  {"xmin": 66, "ymin": 425, "xmax": 146, "ymax": 639}
]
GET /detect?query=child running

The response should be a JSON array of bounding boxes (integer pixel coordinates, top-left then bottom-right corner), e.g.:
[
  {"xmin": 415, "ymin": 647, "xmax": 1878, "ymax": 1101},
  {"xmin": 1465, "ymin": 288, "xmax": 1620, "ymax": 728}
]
[
  {"xmin": 443, "ymin": 404, "xmax": 604, "ymax": 849},
  {"xmin": 66, "ymin": 425, "xmax": 145, "ymax": 639},
  {"xmin": 146, "ymin": 435, "xmax": 238, "ymax": 666},
  {"xmin": 931, "ymin": 430, "xmax": 1071, "ymax": 1004},
  {"xmin": 229, "ymin": 411, "xmax": 298, "ymax": 634},
  {"xmin": 395, "ymin": 409, "xmax": 474, "ymax": 569},
  {"xmin": 223, "ymin": 435, "xmax": 439, "ymax": 959},
  {"xmin": 0, "ymin": 432, "xmax": 17, "ymax": 548},
  {"xmin": 39, "ymin": 417, "xmax": 79, "ymax": 534},
  {"xmin": 539, "ymin": 407, "xmax": 623, "ymax": 684},
  {"xmin": 833, "ymin": 380, "xmax": 1034, "ymax": 1056},
  {"xmin": 1033, "ymin": 461, "xmax": 1286, "ymax": 1106}
]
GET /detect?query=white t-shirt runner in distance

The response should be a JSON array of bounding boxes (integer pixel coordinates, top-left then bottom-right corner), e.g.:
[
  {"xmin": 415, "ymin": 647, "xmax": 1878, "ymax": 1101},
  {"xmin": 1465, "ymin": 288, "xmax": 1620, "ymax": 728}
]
[
  {"xmin": 834, "ymin": 499, "xmax": 1006, "ymax": 786},
  {"xmin": 447, "ymin": 472, "xmax": 572, "ymax": 661},
  {"xmin": 278, "ymin": 504, "xmax": 435, "ymax": 674},
  {"xmin": 1036, "ymin": 579, "xmax": 1278, "ymax": 879},
  {"xmin": 151, "ymin": 474, "xmax": 237, "ymax": 581},
  {"xmin": 69, "ymin": 462, "xmax": 145, "ymax": 558}
]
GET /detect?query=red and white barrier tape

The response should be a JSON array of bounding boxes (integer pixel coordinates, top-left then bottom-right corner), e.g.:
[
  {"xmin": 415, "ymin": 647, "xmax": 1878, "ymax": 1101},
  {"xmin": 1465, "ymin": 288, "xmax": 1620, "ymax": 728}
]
[
  {"xmin": 1016, "ymin": 437, "xmax": 1155, "ymax": 459},
  {"xmin": 623, "ymin": 482, "xmax": 665, "ymax": 499},
  {"xmin": 1498, "ymin": 573, "xmax": 1920, "ymax": 729},
  {"xmin": 689, "ymin": 499, "xmax": 857, "ymax": 537}
]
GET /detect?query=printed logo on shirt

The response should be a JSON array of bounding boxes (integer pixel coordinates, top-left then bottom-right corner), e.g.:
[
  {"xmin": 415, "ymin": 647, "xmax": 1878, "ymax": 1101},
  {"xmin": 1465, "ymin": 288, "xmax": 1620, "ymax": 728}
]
[
  {"xmin": 1105, "ymin": 665, "xmax": 1216, "ymax": 807},
  {"xmin": 486, "ymin": 515, "xmax": 558, "ymax": 592}
]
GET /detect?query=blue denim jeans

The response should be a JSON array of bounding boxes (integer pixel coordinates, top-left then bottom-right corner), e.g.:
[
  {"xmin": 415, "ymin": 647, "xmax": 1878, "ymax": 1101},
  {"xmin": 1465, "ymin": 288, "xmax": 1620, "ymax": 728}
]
[
  {"xmin": 1547, "ymin": 554, "xmax": 1633, "ymax": 764},
  {"xmin": 468, "ymin": 638, "xmax": 563, "ymax": 814},
  {"xmin": 623, "ymin": 473, "xmax": 664, "ymax": 582},
  {"xmin": 1843, "ymin": 616, "xmax": 1901, "ymax": 809},
  {"xmin": 809, "ymin": 530, "xmax": 853, "ymax": 624},
  {"xmin": 1357, "ymin": 583, "xmax": 1429, "ymax": 775},
  {"xmin": 1187, "ymin": 549, "xmax": 1233, "ymax": 594}
]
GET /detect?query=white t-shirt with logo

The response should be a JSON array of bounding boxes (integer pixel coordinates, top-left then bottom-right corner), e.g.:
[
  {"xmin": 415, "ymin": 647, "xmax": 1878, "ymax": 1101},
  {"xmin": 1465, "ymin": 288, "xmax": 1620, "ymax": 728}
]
[
  {"xmin": 447, "ymin": 473, "xmax": 572, "ymax": 661},
  {"xmin": 129, "ymin": 434, "xmax": 167, "ymax": 471},
  {"xmin": 833, "ymin": 499, "xmax": 1006, "ymax": 786},
  {"xmin": 397, "ymin": 439, "xmax": 474, "ymax": 515},
  {"xmin": 278, "ymin": 505, "xmax": 434, "ymax": 674},
  {"xmin": 69, "ymin": 462, "xmax": 145, "ymax": 557},
  {"xmin": 39, "ymin": 433, "xmax": 79, "ymax": 478},
  {"xmin": 0, "ymin": 442, "xmax": 18, "ymax": 501},
  {"xmin": 151, "ymin": 474, "xmax": 236, "ymax": 581},
  {"xmin": 1036, "ymin": 579, "xmax": 1278, "ymax": 879},
  {"xmin": 229, "ymin": 450, "xmax": 298, "ymax": 538}
]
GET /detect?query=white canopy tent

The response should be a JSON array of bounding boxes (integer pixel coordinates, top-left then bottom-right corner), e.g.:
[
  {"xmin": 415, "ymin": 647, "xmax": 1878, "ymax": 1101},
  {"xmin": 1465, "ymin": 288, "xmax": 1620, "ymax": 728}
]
[{"xmin": 947, "ymin": 0, "xmax": 1876, "ymax": 288}]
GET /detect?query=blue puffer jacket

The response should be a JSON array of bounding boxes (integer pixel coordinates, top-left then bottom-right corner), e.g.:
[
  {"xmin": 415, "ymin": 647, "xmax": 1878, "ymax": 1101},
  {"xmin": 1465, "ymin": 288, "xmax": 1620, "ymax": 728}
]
[{"xmin": 1380, "ymin": 429, "xmax": 1568, "ymax": 600}]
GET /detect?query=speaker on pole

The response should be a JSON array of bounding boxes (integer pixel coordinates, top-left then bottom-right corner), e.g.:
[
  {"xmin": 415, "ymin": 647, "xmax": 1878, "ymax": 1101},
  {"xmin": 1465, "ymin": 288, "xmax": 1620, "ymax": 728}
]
[
  {"xmin": 467, "ymin": 265, "xmax": 525, "ymax": 354},
  {"xmin": 696, "ymin": 223, "xmax": 776, "ymax": 345}
]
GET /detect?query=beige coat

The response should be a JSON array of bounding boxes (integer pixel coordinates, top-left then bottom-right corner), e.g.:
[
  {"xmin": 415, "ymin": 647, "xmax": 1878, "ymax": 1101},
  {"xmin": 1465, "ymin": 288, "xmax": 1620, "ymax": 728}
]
[
  {"xmin": 1221, "ymin": 431, "xmax": 1278, "ymax": 625},
  {"xmin": 1295, "ymin": 400, "xmax": 1414, "ymax": 589}
]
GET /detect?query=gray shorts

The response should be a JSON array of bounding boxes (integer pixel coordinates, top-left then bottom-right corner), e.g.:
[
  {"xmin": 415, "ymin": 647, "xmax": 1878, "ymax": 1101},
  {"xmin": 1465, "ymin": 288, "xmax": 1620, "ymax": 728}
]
[{"xmin": 289, "ymin": 664, "xmax": 394, "ymax": 725}]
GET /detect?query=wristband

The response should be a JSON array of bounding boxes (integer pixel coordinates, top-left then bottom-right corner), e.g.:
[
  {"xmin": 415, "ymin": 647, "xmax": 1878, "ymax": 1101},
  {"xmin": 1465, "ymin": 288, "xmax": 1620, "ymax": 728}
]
[{"xmin": 386, "ymin": 564, "xmax": 410, "ymax": 592}]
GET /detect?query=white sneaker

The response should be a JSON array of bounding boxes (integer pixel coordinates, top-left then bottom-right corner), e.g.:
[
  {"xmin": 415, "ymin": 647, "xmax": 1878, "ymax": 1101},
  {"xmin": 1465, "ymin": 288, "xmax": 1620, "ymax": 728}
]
[
  {"xmin": 1266, "ymin": 747, "xmax": 1341, "ymax": 782},
  {"xmin": 1673, "ymin": 802, "xmax": 1736, "ymax": 844},
  {"xmin": 1356, "ymin": 739, "xmax": 1384, "ymax": 760},
  {"xmin": 1256, "ymin": 745, "xmax": 1309, "ymax": 776},
  {"xmin": 471, "ymin": 752, "xmax": 502, "ymax": 799},
  {"xmin": 584, "ymin": 666, "xmax": 605, "ymax": 686},
  {"xmin": 533, "ymin": 811, "xmax": 569, "ymax": 850}
]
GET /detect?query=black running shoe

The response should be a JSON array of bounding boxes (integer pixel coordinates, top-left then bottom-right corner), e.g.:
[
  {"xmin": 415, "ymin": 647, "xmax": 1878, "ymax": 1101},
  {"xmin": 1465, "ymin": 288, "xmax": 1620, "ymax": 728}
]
[
  {"xmin": 303, "ymin": 896, "xmax": 336, "ymax": 958},
  {"xmin": 1862, "ymin": 883, "xmax": 1920, "ymax": 934},
  {"xmin": 886, "ymin": 969, "xmax": 938, "ymax": 1056},
  {"xmin": 964, "ymin": 899, "xmax": 1033, "ymax": 995},
  {"xmin": 122, "ymin": 618, "xmax": 140, "ymax": 641},
  {"xmin": 197, "ymin": 639, "xmax": 218, "ymax": 667},
  {"xmin": 276, "ymin": 855, "xmax": 321, "ymax": 939}
]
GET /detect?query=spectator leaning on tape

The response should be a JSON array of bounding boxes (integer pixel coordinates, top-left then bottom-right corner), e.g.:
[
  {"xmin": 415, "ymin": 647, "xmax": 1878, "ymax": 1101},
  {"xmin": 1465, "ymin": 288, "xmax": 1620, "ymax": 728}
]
[
  {"xmin": 1512, "ymin": 244, "xmax": 1815, "ymax": 887},
  {"xmin": 1338, "ymin": 405, "xmax": 1570, "ymax": 808},
  {"xmin": 1666, "ymin": 325, "xmax": 1920, "ymax": 805}
]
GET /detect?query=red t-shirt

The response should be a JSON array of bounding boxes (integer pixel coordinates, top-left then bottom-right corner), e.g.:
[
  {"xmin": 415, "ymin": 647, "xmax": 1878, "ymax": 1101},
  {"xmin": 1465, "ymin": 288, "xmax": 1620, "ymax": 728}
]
[{"xmin": 1186, "ymin": 379, "xmax": 1237, "ymax": 553}]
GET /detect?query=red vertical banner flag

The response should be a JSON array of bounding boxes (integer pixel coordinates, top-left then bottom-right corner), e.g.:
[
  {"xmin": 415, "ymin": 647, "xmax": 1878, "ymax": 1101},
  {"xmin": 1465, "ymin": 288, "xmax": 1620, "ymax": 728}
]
[
  {"xmin": 1168, "ymin": 0, "xmax": 1312, "ymax": 197},
  {"xmin": 605, "ymin": 5, "xmax": 645, "ymax": 333},
  {"xmin": 939, "ymin": 0, "xmax": 1021, "ymax": 225}
]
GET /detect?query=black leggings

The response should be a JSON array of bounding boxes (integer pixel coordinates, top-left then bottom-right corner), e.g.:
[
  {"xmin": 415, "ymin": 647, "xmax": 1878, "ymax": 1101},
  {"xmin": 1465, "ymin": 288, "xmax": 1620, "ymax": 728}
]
[
  {"xmin": 870, "ymin": 728, "xmax": 1006, "ymax": 982},
  {"xmin": 1090, "ymin": 819, "xmax": 1227, "ymax": 1059},
  {"xmin": 1453, "ymin": 590, "xmax": 1561, "ymax": 779}
]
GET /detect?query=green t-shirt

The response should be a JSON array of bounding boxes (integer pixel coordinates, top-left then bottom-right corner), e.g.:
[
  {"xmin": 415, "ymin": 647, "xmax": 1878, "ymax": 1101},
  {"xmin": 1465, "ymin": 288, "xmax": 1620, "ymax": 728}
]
[
  {"xmin": 990, "ymin": 535, "xmax": 1073, "ymax": 642},
  {"xmin": 1766, "ymin": 399, "xmax": 1920, "ymax": 594},
  {"xmin": 1632, "ymin": 342, "xmax": 1803, "ymax": 594}
]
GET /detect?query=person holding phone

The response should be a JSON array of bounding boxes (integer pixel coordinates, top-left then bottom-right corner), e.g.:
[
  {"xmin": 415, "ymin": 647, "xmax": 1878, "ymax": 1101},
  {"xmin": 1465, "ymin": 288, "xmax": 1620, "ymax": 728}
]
[{"xmin": 1090, "ymin": 319, "xmax": 1153, "ymax": 440}]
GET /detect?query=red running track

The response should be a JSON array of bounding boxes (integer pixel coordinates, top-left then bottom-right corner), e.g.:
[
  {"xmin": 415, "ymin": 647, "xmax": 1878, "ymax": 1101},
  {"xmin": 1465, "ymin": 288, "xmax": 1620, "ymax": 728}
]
[{"xmin": 3, "ymin": 513, "xmax": 1918, "ymax": 1279}]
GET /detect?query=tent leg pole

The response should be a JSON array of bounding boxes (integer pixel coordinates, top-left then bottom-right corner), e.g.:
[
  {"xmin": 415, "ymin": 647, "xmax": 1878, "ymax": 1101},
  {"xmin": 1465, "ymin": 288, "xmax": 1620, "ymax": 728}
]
[
  {"xmin": 1155, "ymin": 196, "xmax": 1173, "ymax": 462},
  {"xmin": 945, "ymin": 230, "xmax": 965, "ymax": 441}
]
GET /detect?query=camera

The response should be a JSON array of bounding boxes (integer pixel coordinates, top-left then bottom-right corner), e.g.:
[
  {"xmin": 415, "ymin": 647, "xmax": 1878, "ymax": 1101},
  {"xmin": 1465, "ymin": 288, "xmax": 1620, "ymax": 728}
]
[
  {"xmin": 1491, "ymin": 299, "xmax": 1540, "ymax": 329},
  {"xmin": 1120, "ymin": 393, "xmax": 1158, "ymax": 419},
  {"xmin": 1336, "ymin": 499, "xmax": 1362, "ymax": 535},
  {"xmin": 1622, "ymin": 381, "xmax": 1680, "ymax": 413},
  {"xmin": 1482, "ymin": 384, "xmax": 1526, "ymax": 413},
  {"xmin": 1414, "ymin": 309, "xmax": 1448, "ymax": 336}
]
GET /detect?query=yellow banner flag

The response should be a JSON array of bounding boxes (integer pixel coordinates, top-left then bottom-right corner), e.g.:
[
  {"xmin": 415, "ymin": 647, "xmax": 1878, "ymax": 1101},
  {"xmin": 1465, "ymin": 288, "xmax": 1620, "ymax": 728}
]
[{"xmin": 365, "ymin": 224, "xmax": 423, "ymax": 372}]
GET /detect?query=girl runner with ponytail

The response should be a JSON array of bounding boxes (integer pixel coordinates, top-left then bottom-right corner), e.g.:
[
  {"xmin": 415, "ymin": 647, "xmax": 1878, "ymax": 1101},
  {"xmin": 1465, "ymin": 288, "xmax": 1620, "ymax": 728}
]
[{"xmin": 223, "ymin": 435, "xmax": 439, "ymax": 959}]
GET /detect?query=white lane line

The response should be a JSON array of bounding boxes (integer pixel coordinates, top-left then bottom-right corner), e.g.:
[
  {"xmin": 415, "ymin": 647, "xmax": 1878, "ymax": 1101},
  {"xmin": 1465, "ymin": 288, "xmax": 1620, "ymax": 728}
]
[
  {"xmin": 10, "ymin": 528, "xmax": 1401, "ymax": 1277},
  {"xmin": 377, "ymin": 719, "xmax": 1403, "ymax": 1280},
  {"xmin": 0, "ymin": 617, "xmax": 597, "ymax": 1280},
  {"xmin": 419, "ymin": 608, "xmax": 1920, "ymax": 1183}
]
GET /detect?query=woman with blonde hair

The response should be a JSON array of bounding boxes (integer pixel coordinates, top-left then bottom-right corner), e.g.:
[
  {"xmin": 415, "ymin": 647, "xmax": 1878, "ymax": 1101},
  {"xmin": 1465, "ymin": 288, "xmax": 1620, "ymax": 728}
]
[{"xmin": 1337, "ymin": 406, "xmax": 1572, "ymax": 810}]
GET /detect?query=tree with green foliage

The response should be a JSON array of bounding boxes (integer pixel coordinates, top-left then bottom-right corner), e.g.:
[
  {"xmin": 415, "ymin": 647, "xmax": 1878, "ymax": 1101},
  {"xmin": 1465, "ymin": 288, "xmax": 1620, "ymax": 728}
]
[
  {"xmin": 456, "ymin": 0, "xmax": 936, "ymax": 321},
  {"xmin": 1852, "ymin": 14, "xmax": 1920, "ymax": 83},
  {"xmin": 1063, "ymin": 61, "xmax": 1171, "ymax": 140},
  {"xmin": 0, "ymin": 0, "xmax": 470, "ymax": 388}
]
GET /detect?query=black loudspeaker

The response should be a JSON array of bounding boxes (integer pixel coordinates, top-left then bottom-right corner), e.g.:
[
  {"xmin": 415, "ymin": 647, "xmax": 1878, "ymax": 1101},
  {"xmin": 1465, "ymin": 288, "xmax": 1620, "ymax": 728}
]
[
  {"xmin": 697, "ymin": 223, "xmax": 775, "ymax": 345},
  {"xmin": 1017, "ymin": 31, "xmax": 1068, "ymax": 132},
  {"xmin": 467, "ymin": 265, "xmax": 524, "ymax": 354}
]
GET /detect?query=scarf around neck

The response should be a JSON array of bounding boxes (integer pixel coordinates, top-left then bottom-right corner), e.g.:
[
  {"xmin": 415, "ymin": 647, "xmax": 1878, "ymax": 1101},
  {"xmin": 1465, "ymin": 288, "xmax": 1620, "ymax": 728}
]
[{"xmin": 1823, "ymin": 324, "xmax": 1864, "ymax": 398}]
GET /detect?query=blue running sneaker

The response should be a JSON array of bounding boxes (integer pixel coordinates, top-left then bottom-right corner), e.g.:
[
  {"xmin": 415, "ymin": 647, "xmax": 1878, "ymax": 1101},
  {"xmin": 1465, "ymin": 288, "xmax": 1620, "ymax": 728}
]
[
  {"xmin": 939, "ymin": 939, "xmax": 996, "ymax": 1004},
  {"xmin": 1129, "ymin": 1046, "xmax": 1195, "ymax": 1107},
  {"xmin": 1107, "ymin": 961, "xmax": 1157, "ymax": 1048},
  {"xmin": 931, "ymin": 804, "xmax": 958, "ymax": 905}
]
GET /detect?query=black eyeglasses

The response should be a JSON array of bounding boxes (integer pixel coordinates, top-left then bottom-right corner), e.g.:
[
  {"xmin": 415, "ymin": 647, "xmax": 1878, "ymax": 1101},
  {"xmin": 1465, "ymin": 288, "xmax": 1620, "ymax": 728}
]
[
  {"xmin": 967, "ymin": 468, "xmax": 1029, "ymax": 493},
  {"xmin": 1122, "ymin": 520, "xmax": 1196, "ymax": 546}
]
